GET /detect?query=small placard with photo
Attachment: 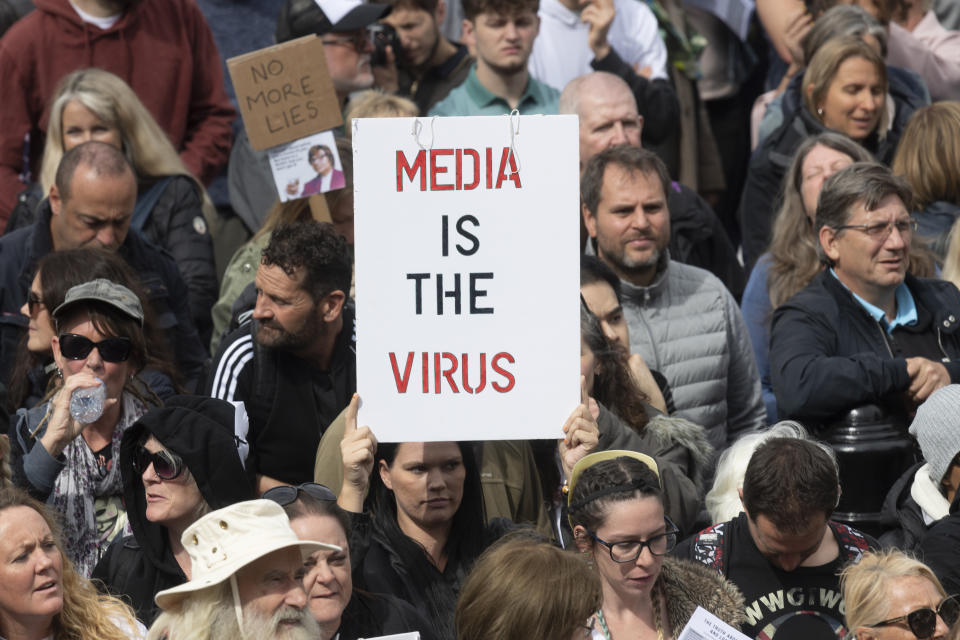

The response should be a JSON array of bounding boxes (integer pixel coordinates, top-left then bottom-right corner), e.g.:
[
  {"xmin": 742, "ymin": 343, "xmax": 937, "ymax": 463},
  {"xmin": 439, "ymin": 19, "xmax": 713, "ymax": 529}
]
[{"xmin": 267, "ymin": 130, "xmax": 344, "ymax": 201}]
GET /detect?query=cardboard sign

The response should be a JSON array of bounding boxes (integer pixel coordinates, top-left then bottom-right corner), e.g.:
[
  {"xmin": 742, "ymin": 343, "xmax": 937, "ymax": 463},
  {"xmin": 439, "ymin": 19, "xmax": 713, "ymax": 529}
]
[
  {"xmin": 228, "ymin": 35, "xmax": 343, "ymax": 150},
  {"xmin": 353, "ymin": 115, "xmax": 581, "ymax": 442}
]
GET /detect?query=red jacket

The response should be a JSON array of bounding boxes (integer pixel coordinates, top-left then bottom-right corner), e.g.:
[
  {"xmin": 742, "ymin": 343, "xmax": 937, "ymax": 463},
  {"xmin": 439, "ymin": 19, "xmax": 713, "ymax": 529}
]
[{"xmin": 0, "ymin": 0, "xmax": 235, "ymax": 226}]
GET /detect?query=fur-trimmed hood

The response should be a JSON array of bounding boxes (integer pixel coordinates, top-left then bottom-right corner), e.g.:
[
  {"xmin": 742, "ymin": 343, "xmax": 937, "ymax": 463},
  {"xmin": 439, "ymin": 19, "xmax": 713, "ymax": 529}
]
[
  {"xmin": 646, "ymin": 414, "xmax": 714, "ymax": 492},
  {"xmin": 660, "ymin": 556, "xmax": 746, "ymax": 632}
]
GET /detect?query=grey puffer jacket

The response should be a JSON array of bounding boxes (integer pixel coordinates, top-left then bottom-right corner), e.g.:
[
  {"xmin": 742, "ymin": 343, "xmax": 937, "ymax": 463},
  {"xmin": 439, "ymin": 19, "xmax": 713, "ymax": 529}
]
[{"xmin": 619, "ymin": 254, "xmax": 766, "ymax": 449}]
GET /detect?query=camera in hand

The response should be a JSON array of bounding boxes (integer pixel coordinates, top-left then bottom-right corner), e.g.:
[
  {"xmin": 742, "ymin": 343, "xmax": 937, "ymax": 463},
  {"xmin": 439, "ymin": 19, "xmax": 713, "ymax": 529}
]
[{"xmin": 370, "ymin": 23, "xmax": 403, "ymax": 66}]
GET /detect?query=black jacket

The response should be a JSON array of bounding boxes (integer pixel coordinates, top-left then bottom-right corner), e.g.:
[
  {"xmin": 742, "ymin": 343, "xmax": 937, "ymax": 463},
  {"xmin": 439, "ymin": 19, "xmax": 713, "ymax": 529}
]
[
  {"xmin": 878, "ymin": 461, "xmax": 929, "ymax": 552},
  {"xmin": 0, "ymin": 201, "xmax": 207, "ymax": 391},
  {"xmin": 137, "ymin": 175, "xmax": 217, "ymax": 346},
  {"xmin": 339, "ymin": 590, "xmax": 440, "ymax": 640},
  {"xmin": 918, "ymin": 490, "xmax": 960, "ymax": 597},
  {"xmin": 91, "ymin": 396, "xmax": 254, "ymax": 625},
  {"xmin": 667, "ymin": 181, "xmax": 745, "ymax": 300},
  {"xmin": 206, "ymin": 304, "xmax": 357, "ymax": 485},
  {"xmin": 770, "ymin": 271, "xmax": 960, "ymax": 426},
  {"xmin": 739, "ymin": 95, "xmax": 909, "ymax": 274}
]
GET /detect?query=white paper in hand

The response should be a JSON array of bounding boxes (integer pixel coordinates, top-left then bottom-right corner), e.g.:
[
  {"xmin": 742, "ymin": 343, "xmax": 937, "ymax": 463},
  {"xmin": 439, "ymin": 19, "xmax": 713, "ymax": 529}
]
[
  {"xmin": 677, "ymin": 607, "xmax": 752, "ymax": 640},
  {"xmin": 359, "ymin": 634, "xmax": 420, "ymax": 640}
]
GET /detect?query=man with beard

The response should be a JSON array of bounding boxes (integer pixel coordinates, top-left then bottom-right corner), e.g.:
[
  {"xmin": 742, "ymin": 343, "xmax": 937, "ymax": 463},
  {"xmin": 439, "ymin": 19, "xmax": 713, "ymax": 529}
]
[
  {"xmin": 0, "ymin": 0, "xmax": 235, "ymax": 227},
  {"xmin": 429, "ymin": 0, "xmax": 560, "ymax": 115},
  {"xmin": 376, "ymin": 0, "xmax": 473, "ymax": 114},
  {"xmin": 208, "ymin": 221, "xmax": 355, "ymax": 492},
  {"xmin": 148, "ymin": 500, "xmax": 339, "ymax": 640},
  {"xmin": 582, "ymin": 145, "xmax": 765, "ymax": 449}
]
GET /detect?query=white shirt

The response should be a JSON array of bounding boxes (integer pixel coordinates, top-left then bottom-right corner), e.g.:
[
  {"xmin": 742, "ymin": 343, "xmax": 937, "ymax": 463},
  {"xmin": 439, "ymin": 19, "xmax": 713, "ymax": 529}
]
[
  {"xmin": 68, "ymin": 0, "xmax": 122, "ymax": 29},
  {"xmin": 529, "ymin": 0, "xmax": 668, "ymax": 92}
]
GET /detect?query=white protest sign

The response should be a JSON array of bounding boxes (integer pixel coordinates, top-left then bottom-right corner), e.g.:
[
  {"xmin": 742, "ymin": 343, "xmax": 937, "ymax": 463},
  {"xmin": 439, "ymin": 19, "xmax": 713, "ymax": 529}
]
[
  {"xmin": 267, "ymin": 130, "xmax": 345, "ymax": 201},
  {"xmin": 359, "ymin": 634, "xmax": 420, "ymax": 640},
  {"xmin": 353, "ymin": 115, "xmax": 580, "ymax": 442},
  {"xmin": 677, "ymin": 607, "xmax": 753, "ymax": 640}
]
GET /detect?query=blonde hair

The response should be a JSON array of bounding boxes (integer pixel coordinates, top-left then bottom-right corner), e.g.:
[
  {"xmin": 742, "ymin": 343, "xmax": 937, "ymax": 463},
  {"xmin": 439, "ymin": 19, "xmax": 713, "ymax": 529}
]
[
  {"xmin": 803, "ymin": 37, "xmax": 888, "ymax": 141},
  {"xmin": 40, "ymin": 69, "xmax": 214, "ymax": 218},
  {"xmin": 892, "ymin": 102, "xmax": 960, "ymax": 211},
  {"xmin": 0, "ymin": 489, "xmax": 139, "ymax": 640},
  {"xmin": 841, "ymin": 550, "xmax": 947, "ymax": 640},
  {"xmin": 345, "ymin": 90, "xmax": 418, "ymax": 137},
  {"xmin": 456, "ymin": 533, "xmax": 602, "ymax": 640}
]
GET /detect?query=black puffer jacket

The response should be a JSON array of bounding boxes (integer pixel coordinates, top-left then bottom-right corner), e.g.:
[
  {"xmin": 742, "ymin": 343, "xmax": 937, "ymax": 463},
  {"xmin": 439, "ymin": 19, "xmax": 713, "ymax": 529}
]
[
  {"xmin": 918, "ymin": 490, "xmax": 960, "ymax": 596},
  {"xmin": 770, "ymin": 272, "xmax": 960, "ymax": 427},
  {"xmin": 91, "ymin": 396, "xmax": 253, "ymax": 625},
  {"xmin": 878, "ymin": 461, "xmax": 929, "ymax": 552},
  {"xmin": 137, "ymin": 175, "xmax": 217, "ymax": 345}
]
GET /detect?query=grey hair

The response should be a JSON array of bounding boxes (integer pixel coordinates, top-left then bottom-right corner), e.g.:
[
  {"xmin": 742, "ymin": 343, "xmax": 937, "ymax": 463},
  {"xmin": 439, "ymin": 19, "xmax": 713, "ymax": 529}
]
[
  {"xmin": 815, "ymin": 162, "xmax": 914, "ymax": 266},
  {"xmin": 705, "ymin": 422, "xmax": 838, "ymax": 524},
  {"xmin": 803, "ymin": 4, "xmax": 888, "ymax": 63}
]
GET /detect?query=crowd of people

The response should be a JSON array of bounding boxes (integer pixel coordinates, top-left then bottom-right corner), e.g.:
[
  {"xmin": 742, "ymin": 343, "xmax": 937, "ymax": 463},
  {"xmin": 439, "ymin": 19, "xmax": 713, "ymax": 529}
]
[{"xmin": 1, "ymin": 0, "xmax": 960, "ymax": 638}]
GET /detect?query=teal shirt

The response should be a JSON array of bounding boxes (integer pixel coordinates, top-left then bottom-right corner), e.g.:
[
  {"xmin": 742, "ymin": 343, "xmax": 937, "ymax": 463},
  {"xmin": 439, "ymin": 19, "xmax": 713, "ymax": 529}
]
[
  {"xmin": 428, "ymin": 64, "xmax": 560, "ymax": 116},
  {"xmin": 829, "ymin": 268, "xmax": 918, "ymax": 334}
]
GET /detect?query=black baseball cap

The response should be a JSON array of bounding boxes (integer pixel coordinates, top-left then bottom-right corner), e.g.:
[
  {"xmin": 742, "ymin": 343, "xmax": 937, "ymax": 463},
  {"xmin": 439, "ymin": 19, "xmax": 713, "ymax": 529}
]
[{"xmin": 276, "ymin": 0, "xmax": 391, "ymax": 43}]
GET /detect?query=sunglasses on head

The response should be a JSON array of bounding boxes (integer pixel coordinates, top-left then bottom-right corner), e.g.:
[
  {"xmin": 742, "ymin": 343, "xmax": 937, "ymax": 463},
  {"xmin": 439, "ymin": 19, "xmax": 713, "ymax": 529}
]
[
  {"xmin": 869, "ymin": 595, "xmax": 960, "ymax": 639},
  {"xmin": 58, "ymin": 333, "xmax": 132, "ymax": 363},
  {"xmin": 262, "ymin": 482, "xmax": 336, "ymax": 506},
  {"xmin": 132, "ymin": 446, "xmax": 185, "ymax": 481}
]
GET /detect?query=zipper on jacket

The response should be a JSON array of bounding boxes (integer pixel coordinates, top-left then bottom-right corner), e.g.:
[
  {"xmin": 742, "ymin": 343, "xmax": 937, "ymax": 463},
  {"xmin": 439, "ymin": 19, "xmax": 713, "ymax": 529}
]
[
  {"xmin": 937, "ymin": 327, "xmax": 952, "ymax": 363},
  {"xmin": 876, "ymin": 322, "xmax": 895, "ymax": 358}
]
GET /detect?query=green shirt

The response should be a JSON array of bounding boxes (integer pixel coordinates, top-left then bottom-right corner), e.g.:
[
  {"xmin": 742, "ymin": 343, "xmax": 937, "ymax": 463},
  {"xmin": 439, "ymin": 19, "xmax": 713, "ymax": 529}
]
[{"xmin": 428, "ymin": 64, "xmax": 560, "ymax": 116}]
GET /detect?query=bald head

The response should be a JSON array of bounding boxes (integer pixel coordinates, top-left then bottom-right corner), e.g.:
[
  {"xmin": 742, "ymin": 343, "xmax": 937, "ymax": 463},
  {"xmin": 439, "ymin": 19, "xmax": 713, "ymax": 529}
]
[{"xmin": 560, "ymin": 72, "xmax": 643, "ymax": 170}]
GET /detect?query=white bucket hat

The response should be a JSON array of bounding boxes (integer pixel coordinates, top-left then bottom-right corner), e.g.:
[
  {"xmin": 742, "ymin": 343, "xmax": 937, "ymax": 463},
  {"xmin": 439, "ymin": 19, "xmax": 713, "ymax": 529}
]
[{"xmin": 155, "ymin": 499, "xmax": 340, "ymax": 610}]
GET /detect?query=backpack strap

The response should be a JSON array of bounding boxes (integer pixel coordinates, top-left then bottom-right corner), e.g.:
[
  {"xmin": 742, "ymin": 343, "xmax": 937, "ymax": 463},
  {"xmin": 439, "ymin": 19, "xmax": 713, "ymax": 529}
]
[
  {"xmin": 690, "ymin": 521, "xmax": 729, "ymax": 575},
  {"xmin": 131, "ymin": 177, "xmax": 174, "ymax": 233}
]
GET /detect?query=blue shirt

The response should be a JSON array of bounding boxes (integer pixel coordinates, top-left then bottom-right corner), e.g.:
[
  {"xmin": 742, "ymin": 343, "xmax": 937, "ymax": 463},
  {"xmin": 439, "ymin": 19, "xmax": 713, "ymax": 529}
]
[
  {"xmin": 429, "ymin": 64, "xmax": 560, "ymax": 116},
  {"xmin": 830, "ymin": 268, "xmax": 918, "ymax": 334}
]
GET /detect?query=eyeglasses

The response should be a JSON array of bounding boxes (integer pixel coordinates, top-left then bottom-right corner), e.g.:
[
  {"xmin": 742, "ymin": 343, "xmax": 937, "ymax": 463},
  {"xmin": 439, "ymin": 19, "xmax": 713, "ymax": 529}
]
[
  {"xmin": 833, "ymin": 218, "xmax": 918, "ymax": 240},
  {"xmin": 320, "ymin": 32, "xmax": 372, "ymax": 54},
  {"xmin": 133, "ymin": 446, "xmax": 185, "ymax": 480},
  {"xmin": 27, "ymin": 291, "xmax": 44, "ymax": 315},
  {"xmin": 869, "ymin": 595, "xmax": 960, "ymax": 639},
  {"xmin": 58, "ymin": 333, "xmax": 132, "ymax": 362},
  {"xmin": 586, "ymin": 521, "xmax": 679, "ymax": 563},
  {"xmin": 262, "ymin": 482, "xmax": 337, "ymax": 506}
]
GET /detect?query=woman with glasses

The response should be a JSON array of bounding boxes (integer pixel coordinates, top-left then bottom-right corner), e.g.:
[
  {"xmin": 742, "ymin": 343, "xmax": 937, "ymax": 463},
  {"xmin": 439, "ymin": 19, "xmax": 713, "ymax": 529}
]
[
  {"xmin": 455, "ymin": 532, "xmax": 603, "ymax": 640},
  {"xmin": 8, "ymin": 248, "xmax": 178, "ymax": 415},
  {"xmin": 91, "ymin": 396, "xmax": 253, "ymax": 625},
  {"xmin": 568, "ymin": 451, "xmax": 744, "ymax": 640},
  {"xmin": 263, "ymin": 482, "xmax": 438, "ymax": 640},
  {"xmin": 842, "ymin": 550, "xmax": 957, "ymax": 640},
  {"xmin": 8, "ymin": 279, "xmax": 161, "ymax": 577}
]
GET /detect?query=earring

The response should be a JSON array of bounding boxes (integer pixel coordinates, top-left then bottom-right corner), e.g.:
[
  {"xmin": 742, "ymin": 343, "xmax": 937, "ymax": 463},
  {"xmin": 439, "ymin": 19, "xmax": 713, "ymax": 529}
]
[
  {"xmin": 56, "ymin": 368, "xmax": 63, "ymax": 379},
  {"xmin": 817, "ymin": 108, "xmax": 824, "ymax": 117}
]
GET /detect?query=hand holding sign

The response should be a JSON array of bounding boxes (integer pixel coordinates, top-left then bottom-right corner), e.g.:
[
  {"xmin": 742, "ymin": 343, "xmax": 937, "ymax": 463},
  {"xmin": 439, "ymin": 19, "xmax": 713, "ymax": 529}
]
[
  {"xmin": 338, "ymin": 394, "xmax": 377, "ymax": 513},
  {"xmin": 559, "ymin": 376, "xmax": 600, "ymax": 478}
]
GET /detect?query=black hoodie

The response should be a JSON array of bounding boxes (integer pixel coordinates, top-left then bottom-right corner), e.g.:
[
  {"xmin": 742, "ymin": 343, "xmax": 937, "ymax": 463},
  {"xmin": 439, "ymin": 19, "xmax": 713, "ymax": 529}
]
[{"xmin": 91, "ymin": 396, "xmax": 253, "ymax": 624}]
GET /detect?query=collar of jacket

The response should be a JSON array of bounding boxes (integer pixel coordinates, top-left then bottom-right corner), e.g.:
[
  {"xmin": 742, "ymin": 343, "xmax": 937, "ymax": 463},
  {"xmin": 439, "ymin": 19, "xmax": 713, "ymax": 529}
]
[{"xmin": 617, "ymin": 250, "xmax": 672, "ymax": 303}]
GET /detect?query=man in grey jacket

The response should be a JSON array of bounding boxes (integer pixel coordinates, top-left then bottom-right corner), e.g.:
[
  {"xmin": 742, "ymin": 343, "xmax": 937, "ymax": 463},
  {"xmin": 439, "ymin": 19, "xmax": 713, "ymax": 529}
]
[{"xmin": 581, "ymin": 145, "xmax": 766, "ymax": 449}]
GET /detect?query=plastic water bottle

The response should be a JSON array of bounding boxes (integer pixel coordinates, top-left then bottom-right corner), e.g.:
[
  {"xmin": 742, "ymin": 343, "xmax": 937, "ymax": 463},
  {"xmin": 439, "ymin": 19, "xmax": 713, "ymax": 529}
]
[{"xmin": 69, "ymin": 378, "xmax": 106, "ymax": 424}]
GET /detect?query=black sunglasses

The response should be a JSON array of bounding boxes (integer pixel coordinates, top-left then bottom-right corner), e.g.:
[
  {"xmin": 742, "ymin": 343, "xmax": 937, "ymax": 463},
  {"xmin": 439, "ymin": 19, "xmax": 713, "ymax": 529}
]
[
  {"xmin": 132, "ymin": 446, "xmax": 185, "ymax": 481},
  {"xmin": 869, "ymin": 595, "xmax": 960, "ymax": 639},
  {"xmin": 262, "ymin": 482, "xmax": 337, "ymax": 506},
  {"xmin": 27, "ymin": 291, "xmax": 44, "ymax": 315},
  {"xmin": 59, "ymin": 333, "xmax": 131, "ymax": 363}
]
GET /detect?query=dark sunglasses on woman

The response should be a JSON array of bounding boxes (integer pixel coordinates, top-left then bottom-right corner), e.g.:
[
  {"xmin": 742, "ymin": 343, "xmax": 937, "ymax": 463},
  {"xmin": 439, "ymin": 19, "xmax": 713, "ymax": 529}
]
[
  {"xmin": 869, "ymin": 595, "xmax": 960, "ymax": 639},
  {"xmin": 132, "ymin": 447, "xmax": 185, "ymax": 480},
  {"xmin": 262, "ymin": 482, "xmax": 337, "ymax": 506},
  {"xmin": 58, "ymin": 333, "xmax": 131, "ymax": 363}
]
